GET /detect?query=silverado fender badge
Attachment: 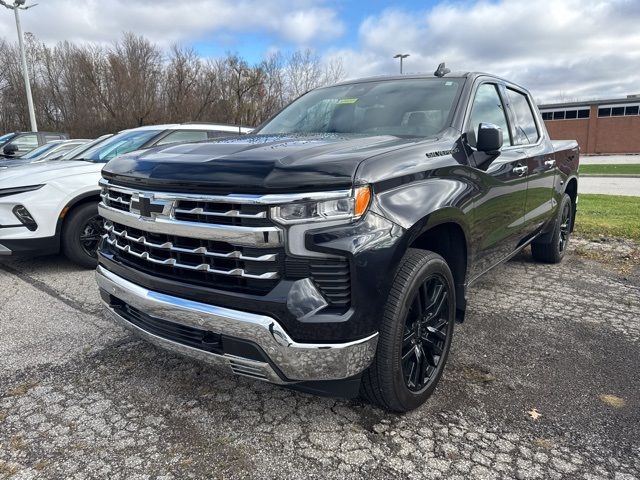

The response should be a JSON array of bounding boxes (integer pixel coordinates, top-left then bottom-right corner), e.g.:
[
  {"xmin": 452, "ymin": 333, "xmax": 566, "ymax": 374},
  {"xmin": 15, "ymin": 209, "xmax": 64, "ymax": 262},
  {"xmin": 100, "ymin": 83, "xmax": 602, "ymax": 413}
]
[{"xmin": 426, "ymin": 147, "xmax": 458, "ymax": 158}]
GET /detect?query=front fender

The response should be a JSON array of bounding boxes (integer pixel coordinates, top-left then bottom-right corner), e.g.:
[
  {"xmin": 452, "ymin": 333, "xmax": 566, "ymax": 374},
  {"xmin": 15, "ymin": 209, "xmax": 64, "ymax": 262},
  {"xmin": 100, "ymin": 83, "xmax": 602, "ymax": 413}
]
[{"xmin": 371, "ymin": 175, "xmax": 474, "ymax": 249}]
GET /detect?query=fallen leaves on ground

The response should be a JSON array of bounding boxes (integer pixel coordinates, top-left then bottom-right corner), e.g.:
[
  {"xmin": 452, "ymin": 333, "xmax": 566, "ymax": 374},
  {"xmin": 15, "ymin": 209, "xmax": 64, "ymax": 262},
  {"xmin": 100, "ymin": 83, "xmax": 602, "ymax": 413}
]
[
  {"xmin": 598, "ymin": 394, "xmax": 626, "ymax": 408},
  {"xmin": 527, "ymin": 408, "xmax": 542, "ymax": 420}
]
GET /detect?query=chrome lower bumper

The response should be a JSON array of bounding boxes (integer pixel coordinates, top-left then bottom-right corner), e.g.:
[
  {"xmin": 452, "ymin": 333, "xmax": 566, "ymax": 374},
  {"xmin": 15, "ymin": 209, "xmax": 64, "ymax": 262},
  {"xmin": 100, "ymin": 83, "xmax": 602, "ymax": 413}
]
[
  {"xmin": 96, "ymin": 265, "xmax": 378, "ymax": 383},
  {"xmin": 0, "ymin": 244, "xmax": 11, "ymax": 255}
]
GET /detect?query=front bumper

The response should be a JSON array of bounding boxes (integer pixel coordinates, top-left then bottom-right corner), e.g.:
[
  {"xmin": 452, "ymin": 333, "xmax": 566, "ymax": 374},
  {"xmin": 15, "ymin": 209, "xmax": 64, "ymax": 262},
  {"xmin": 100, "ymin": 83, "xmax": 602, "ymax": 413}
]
[
  {"xmin": 96, "ymin": 265, "xmax": 378, "ymax": 383},
  {"xmin": 0, "ymin": 235, "xmax": 60, "ymax": 257}
]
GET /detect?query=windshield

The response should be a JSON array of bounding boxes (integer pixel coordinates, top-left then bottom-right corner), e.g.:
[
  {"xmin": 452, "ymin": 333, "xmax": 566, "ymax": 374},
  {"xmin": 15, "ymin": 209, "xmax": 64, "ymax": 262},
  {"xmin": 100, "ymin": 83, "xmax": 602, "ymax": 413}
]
[
  {"xmin": 64, "ymin": 136, "xmax": 110, "ymax": 161},
  {"xmin": 20, "ymin": 142, "xmax": 60, "ymax": 160},
  {"xmin": 0, "ymin": 133, "xmax": 16, "ymax": 146},
  {"xmin": 78, "ymin": 129, "xmax": 161, "ymax": 162},
  {"xmin": 258, "ymin": 78, "xmax": 462, "ymax": 137}
]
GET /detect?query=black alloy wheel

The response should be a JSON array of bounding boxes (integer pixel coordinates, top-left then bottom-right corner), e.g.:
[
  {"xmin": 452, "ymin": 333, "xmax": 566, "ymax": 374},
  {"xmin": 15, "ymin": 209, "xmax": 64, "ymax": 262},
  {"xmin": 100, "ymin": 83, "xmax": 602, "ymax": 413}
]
[
  {"xmin": 402, "ymin": 274, "xmax": 450, "ymax": 392},
  {"xmin": 558, "ymin": 201, "xmax": 571, "ymax": 254},
  {"xmin": 62, "ymin": 202, "xmax": 103, "ymax": 268},
  {"xmin": 79, "ymin": 214, "xmax": 104, "ymax": 259},
  {"xmin": 531, "ymin": 193, "xmax": 572, "ymax": 264},
  {"xmin": 360, "ymin": 249, "xmax": 456, "ymax": 412}
]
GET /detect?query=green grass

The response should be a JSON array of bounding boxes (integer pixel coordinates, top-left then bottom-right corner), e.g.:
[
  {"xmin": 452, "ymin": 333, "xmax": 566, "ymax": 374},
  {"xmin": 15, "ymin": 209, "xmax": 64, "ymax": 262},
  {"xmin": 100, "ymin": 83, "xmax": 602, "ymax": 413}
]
[
  {"xmin": 580, "ymin": 164, "xmax": 640, "ymax": 175},
  {"xmin": 576, "ymin": 194, "xmax": 640, "ymax": 241}
]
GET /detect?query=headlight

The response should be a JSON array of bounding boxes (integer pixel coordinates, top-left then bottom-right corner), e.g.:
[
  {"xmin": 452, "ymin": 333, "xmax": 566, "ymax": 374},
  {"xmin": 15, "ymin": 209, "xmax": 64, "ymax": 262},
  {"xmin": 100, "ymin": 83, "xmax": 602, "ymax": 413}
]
[
  {"xmin": 271, "ymin": 186, "xmax": 371, "ymax": 225},
  {"xmin": 0, "ymin": 184, "xmax": 44, "ymax": 198}
]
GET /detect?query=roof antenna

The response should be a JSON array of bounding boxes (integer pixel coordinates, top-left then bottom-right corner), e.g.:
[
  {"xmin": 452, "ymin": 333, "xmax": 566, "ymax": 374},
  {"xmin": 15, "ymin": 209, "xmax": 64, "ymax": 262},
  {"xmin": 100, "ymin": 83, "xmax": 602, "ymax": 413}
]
[{"xmin": 434, "ymin": 62, "xmax": 450, "ymax": 77}]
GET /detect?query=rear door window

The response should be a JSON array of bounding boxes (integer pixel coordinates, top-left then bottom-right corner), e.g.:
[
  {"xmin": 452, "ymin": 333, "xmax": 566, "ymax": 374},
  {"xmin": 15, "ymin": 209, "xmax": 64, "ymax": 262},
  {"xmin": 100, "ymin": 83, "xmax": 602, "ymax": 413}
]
[{"xmin": 506, "ymin": 88, "xmax": 540, "ymax": 145}]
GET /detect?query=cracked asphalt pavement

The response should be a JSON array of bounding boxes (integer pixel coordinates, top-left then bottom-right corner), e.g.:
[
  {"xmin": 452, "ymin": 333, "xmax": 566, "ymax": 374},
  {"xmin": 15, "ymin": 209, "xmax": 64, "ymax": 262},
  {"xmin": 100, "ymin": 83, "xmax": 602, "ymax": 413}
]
[{"xmin": 1, "ymin": 240, "xmax": 639, "ymax": 479}]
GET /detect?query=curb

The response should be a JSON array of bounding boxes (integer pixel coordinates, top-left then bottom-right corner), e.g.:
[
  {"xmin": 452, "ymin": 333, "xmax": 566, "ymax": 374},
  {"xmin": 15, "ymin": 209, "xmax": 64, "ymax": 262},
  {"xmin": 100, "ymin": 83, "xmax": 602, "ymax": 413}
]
[{"xmin": 580, "ymin": 174, "xmax": 640, "ymax": 178}]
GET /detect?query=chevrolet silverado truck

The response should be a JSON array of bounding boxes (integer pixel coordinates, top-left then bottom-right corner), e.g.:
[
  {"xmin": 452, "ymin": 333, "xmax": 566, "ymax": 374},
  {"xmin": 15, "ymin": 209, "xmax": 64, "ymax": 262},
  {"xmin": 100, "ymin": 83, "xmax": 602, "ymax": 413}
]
[{"xmin": 96, "ymin": 69, "xmax": 579, "ymax": 412}]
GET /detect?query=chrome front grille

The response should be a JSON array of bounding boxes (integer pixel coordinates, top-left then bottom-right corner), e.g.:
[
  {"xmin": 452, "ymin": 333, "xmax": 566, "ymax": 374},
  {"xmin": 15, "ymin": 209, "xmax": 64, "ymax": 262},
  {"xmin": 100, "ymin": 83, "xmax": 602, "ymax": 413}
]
[
  {"xmin": 99, "ymin": 181, "xmax": 286, "ymax": 293},
  {"xmin": 173, "ymin": 200, "xmax": 270, "ymax": 227},
  {"xmin": 98, "ymin": 180, "xmax": 352, "ymax": 304},
  {"xmin": 104, "ymin": 221, "xmax": 279, "ymax": 280},
  {"xmin": 103, "ymin": 221, "xmax": 282, "ymax": 290}
]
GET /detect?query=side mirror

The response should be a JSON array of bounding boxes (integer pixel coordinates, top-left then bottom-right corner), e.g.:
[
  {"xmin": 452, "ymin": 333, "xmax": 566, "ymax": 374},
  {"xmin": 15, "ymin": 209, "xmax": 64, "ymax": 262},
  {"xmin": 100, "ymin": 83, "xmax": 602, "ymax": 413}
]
[
  {"xmin": 476, "ymin": 123, "xmax": 503, "ymax": 155},
  {"xmin": 3, "ymin": 144, "xmax": 18, "ymax": 156}
]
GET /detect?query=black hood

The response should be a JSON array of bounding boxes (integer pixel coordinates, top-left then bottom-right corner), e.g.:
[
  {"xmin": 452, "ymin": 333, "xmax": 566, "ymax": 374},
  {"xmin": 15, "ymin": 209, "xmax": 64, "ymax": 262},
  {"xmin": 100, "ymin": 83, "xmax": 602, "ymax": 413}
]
[{"xmin": 102, "ymin": 133, "xmax": 429, "ymax": 193}]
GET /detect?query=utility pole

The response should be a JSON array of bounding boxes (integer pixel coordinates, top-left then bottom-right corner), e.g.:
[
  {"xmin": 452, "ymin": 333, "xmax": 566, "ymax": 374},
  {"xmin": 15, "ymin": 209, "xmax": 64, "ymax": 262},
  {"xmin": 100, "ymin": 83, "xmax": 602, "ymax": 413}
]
[
  {"xmin": 1, "ymin": 0, "xmax": 38, "ymax": 132},
  {"xmin": 393, "ymin": 53, "xmax": 410, "ymax": 75}
]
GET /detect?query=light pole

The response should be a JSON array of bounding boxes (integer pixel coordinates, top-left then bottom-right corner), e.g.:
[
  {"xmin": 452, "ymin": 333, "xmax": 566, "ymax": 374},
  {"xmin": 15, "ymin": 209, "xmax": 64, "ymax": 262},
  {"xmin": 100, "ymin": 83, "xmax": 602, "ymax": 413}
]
[
  {"xmin": 1, "ymin": 0, "xmax": 38, "ymax": 132},
  {"xmin": 393, "ymin": 53, "xmax": 410, "ymax": 75}
]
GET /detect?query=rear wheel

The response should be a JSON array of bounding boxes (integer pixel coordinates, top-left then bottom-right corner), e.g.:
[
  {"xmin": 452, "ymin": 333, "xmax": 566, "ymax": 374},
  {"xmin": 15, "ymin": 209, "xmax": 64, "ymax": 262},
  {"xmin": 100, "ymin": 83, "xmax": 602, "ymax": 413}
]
[
  {"xmin": 531, "ymin": 193, "xmax": 572, "ymax": 264},
  {"xmin": 62, "ymin": 202, "xmax": 103, "ymax": 268},
  {"xmin": 360, "ymin": 249, "xmax": 455, "ymax": 412}
]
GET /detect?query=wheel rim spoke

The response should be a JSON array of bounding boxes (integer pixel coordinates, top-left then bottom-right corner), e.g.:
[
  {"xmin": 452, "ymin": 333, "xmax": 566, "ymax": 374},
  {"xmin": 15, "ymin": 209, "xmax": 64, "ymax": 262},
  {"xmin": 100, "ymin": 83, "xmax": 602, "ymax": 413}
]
[
  {"xmin": 401, "ymin": 273, "xmax": 451, "ymax": 392},
  {"xmin": 403, "ymin": 327, "xmax": 416, "ymax": 347},
  {"xmin": 80, "ymin": 215, "xmax": 104, "ymax": 257}
]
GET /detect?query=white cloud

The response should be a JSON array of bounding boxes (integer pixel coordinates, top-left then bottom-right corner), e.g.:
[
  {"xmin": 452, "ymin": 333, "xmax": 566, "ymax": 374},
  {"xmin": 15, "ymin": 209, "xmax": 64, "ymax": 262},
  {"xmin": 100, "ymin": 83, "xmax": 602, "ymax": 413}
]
[
  {"xmin": 280, "ymin": 8, "xmax": 344, "ymax": 44},
  {"xmin": 0, "ymin": 0, "xmax": 344, "ymax": 48},
  {"xmin": 326, "ymin": 0, "xmax": 640, "ymax": 102},
  {"xmin": 1, "ymin": 0, "xmax": 638, "ymax": 102}
]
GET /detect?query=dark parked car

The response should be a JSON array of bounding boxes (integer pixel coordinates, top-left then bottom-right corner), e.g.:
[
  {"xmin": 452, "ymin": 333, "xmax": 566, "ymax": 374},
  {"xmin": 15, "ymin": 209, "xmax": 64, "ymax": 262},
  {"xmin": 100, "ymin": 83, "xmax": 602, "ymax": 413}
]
[
  {"xmin": 95, "ymin": 69, "xmax": 579, "ymax": 411},
  {"xmin": 0, "ymin": 131, "xmax": 69, "ymax": 158}
]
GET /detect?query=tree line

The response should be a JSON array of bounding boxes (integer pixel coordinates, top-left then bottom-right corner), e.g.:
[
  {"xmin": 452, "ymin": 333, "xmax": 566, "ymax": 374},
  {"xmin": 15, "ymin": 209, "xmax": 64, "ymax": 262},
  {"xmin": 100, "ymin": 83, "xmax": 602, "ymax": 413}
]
[{"xmin": 0, "ymin": 33, "xmax": 345, "ymax": 137}]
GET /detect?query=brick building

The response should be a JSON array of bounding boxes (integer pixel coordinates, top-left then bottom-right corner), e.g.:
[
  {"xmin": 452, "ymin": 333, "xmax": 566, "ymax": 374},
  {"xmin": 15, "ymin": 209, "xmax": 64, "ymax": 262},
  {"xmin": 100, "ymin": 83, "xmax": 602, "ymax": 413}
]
[{"xmin": 538, "ymin": 95, "xmax": 640, "ymax": 154}]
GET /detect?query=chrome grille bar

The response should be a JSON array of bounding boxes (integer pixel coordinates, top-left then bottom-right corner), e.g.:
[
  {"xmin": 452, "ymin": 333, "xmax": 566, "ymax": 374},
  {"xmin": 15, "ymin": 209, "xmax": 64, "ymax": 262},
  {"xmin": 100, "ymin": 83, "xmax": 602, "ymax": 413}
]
[
  {"xmin": 105, "ymin": 237, "xmax": 278, "ymax": 280},
  {"xmin": 99, "ymin": 204, "xmax": 282, "ymax": 248},
  {"xmin": 105, "ymin": 223, "xmax": 277, "ymax": 262},
  {"xmin": 101, "ymin": 192, "xmax": 131, "ymax": 207},
  {"xmin": 174, "ymin": 207, "xmax": 267, "ymax": 219}
]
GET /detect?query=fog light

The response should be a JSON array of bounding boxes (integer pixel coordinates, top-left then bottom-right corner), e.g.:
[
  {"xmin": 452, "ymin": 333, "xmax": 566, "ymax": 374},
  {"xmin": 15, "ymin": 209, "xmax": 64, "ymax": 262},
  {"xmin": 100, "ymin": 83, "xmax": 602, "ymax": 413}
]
[{"xmin": 12, "ymin": 205, "xmax": 38, "ymax": 231}]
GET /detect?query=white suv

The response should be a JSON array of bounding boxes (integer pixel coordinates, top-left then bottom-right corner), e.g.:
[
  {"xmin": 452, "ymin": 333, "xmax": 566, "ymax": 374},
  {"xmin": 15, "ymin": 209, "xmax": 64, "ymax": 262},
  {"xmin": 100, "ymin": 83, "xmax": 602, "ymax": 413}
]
[{"xmin": 0, "ymin": 123, "xmax": 251, "ymax": 267}]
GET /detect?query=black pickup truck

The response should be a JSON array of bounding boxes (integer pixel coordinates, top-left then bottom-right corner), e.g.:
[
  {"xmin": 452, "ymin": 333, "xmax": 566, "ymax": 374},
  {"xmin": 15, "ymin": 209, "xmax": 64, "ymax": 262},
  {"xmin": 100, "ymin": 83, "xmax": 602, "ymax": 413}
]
[{"xmin": 96, "ymin": 69, "xmax": 579, "ymax": 412}]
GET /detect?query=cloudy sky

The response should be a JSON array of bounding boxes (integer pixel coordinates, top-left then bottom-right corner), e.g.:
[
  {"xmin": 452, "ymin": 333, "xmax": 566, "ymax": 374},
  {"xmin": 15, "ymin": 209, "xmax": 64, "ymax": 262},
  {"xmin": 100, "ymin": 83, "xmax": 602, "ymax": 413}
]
[{"xmin": 0, "ymin": 0, "xmax": 639, "ymax": 103}]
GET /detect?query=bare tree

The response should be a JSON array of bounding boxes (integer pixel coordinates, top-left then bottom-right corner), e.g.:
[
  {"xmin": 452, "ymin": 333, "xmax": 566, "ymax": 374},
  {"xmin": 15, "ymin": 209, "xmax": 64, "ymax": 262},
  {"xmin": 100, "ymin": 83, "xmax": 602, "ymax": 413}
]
[{"xmin": 0, "ymin": 32, "xmax": 346, "ymax": 137}]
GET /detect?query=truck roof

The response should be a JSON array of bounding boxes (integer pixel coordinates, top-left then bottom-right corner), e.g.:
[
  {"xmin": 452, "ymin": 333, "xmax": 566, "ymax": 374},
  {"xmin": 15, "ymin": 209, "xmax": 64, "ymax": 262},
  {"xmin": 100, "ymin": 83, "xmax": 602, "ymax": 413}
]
[
  {"xmin": 333, "ymin": 71, "xmax": 518, "ymax": 85},
  {"xmin": 330, "ymin": 71, "xmax": 530, "ymax": 96}
]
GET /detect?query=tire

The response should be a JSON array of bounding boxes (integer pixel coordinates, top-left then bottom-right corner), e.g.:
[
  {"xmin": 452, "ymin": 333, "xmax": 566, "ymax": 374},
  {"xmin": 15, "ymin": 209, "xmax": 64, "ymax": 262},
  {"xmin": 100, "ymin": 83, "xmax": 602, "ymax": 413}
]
[
  {"xmin": 61, "ymin": 202, "xmax": 103, "ymax": 268},
  {"xmin": 531, "ymin": 193, "xmax": 572, "ymax": 264},
  {"xmin": 360, "ymin": 248, "xmax": 456, "ymax": 412}
]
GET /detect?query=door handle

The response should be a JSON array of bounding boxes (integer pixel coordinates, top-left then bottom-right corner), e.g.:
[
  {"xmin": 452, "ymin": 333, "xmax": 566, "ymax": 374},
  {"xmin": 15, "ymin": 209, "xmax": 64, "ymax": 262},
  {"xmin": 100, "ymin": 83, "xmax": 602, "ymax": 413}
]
[
  {"xmin": 513, "ymin": 165, "xmax": 528, "ymax": 176},
  {"xmin": 545, "ymin": 159, "xmax": 556, "ymax": 169}
]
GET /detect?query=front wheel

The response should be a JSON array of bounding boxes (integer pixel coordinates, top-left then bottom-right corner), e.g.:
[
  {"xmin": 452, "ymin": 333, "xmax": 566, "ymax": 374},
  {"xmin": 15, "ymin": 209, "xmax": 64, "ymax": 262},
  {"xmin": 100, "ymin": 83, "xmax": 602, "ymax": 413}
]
[
  {"xmin": 360, "ymin": 249, "xmax": 455, "ymax": 412},
  {"xmin": 61, "ymin": 202, "xmax": 103, "ymax": 268}
]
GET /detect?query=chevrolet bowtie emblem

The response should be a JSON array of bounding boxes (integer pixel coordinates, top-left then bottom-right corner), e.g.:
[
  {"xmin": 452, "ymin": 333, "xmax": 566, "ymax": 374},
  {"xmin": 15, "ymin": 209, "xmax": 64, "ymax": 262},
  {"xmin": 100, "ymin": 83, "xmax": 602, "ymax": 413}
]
[{"xmin": 130, "ymin": 194, "xmax": 168, "ymax": 219}]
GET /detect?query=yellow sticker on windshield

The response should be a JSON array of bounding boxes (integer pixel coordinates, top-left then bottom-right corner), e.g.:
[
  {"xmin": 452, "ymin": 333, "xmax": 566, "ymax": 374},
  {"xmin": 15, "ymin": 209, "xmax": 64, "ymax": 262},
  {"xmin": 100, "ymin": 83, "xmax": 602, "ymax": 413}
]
[{"xmin": 337, "ymin": 98, "xmax": 358, "ymax": 104}]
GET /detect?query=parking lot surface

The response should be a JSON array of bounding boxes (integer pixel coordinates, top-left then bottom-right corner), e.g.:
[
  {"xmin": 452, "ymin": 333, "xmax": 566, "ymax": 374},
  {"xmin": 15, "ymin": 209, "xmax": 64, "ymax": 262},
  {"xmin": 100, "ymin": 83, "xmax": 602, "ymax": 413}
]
[{"xmin": 1, "ymin": 241, "xmax": 639, "ymax": 480}]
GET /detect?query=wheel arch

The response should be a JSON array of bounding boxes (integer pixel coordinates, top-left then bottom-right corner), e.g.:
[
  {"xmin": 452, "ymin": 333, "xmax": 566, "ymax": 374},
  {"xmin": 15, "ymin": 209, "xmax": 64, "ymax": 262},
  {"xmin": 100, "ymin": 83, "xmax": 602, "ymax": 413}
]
[
  {"xmin": 55, "ymin": 191, "xmax": 101, "ymax": 237},
  {"xmin": 405, "ymin": 214, "xmax": 470, "ymax": 321},
  {"xmin": 564, "ymin": 176, "xmax": 578, "ymax": 232}
]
